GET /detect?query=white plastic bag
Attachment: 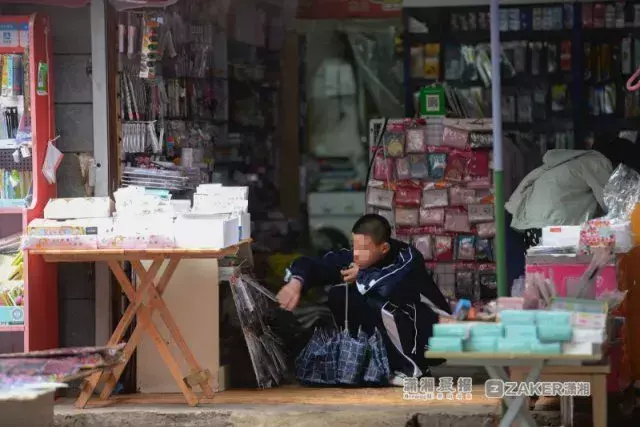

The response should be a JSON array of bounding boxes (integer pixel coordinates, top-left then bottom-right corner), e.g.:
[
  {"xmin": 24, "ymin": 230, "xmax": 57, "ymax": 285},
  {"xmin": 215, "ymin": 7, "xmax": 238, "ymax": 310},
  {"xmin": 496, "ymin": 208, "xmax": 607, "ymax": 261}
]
[{"xmin": 42, "ymin": 139, "xmax": 63, "ymax": 185}]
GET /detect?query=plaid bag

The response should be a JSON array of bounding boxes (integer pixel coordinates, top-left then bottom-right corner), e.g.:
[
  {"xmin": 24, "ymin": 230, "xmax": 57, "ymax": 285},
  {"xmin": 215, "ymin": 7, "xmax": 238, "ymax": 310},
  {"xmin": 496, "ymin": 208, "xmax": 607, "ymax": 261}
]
[
  {"xmin": 295, "ymin": 328, "xmax": 332, "ymax": 384},
  {"xmin": 323, "ymin": 332, "xmax": 341, "ymax": 384},
  {"xmin": 336, "ymin": 327, "xmax": 368, "ymax": 385},
  {"xmin": 363, "ymin": 328, "xmax": 391, "ymax": 384}
]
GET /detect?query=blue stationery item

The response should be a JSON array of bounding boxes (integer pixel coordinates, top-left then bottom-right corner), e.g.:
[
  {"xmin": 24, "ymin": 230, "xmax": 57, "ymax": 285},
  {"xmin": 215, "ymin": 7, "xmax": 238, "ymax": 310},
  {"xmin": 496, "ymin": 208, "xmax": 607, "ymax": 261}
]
[
  {"xmin": 470, "ymin": 323, "xmax": 503, "ymax": 338},
  {"xmin": 428, "ymin": 336, "xmax": 464, "ymax": 352},
  {"xmin": 433, "ymin": 323, "xmax": 470, "ymax": 338},
  {"xmin": 537, "ymin": 323, "xmax": 573, "ymax": 342},
  {"xmin": 505, "ymin": 324, "xmax": 537, "ymax": 338},
  {"xmin": 465, "ymin": 337, "xmax": 498, "ymax": 352},
  {"xmin": 497, "ymin": 337, "xmax": 533, "ymax": 353},
  {"xmin": 500, "ymin": 309, "xmax": 537, "ymax": 325},
  {"xmin": 531, "ymin": 341, "xmax": 562, "ymax": 354},
  {"xmin": 536, "ymin": 310, "xmax": 572, "ymax": 324}
]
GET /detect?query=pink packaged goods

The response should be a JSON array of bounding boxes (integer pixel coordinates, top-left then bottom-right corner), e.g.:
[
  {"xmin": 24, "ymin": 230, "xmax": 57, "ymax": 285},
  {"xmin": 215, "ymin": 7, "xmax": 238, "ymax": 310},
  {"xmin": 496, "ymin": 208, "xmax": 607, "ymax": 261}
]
[
  {"xmin": 384, "ymin": 120, "xmax": 405, "ymax": 157},
  {"xmin": 22, "ymin": 234, "xmax": 98, "ymax": 250},
  {"xmin": 373, "ymin": 155, "xmax": 395, "ymax": 181},
  {"xmin": 396, "ymin": 208, "xmax": 420, "ymax": 227},
  {"xmin": 444, "ymin": 209, "xmax": 471, "ymax": 233},
  {"xmin": 395, "ymin": 157, "xmax": 411, "ymax": 180},
  {"xmin": 367, "ymin": 187, "xmax": 394, "ymax": 209},
  {"xmin": 419, "ymin": 207, "xmax": 445, "ymax": 226},
  {"xmin": 579, "ymin": 219, "xmax": 614, "ymax": 253},
  {"xmin": 449, "ymin": 187, "xmax": 476, "ymax": 206},
  {"xmin": 395, "ymin": 207, "xmax": 419, "ymax": 226},
  {"xmin": 434, "ymin": 235, "xmax": 454, "ymax": 261},
  {"xmin": 476, "ymin": 221, "xmax": 496, "ymax": 238},
  {"xmin": 444, "ymin": 150, "xmax": 471, "ymax": 183},
  {"xmin": 468, "ymin": 203, "xmax": 494, "ymax": 223},
  {"xmin": 442, "ymin": 125, "xmax": 469, "ymax": 149},
  {"xmin": 405, "ymin": 119, "xmax": 428, "ymax": 153},
  {"xmin": 422, "ymin": 188, "xmax": 449, "ymax": 208},
  {"xmin": 395, "ymin": 186, "xmax": 422, "ymax": 206},
  {"xmin": 455, "ymin": 235, "xmax": 476, "ymax": 261}
]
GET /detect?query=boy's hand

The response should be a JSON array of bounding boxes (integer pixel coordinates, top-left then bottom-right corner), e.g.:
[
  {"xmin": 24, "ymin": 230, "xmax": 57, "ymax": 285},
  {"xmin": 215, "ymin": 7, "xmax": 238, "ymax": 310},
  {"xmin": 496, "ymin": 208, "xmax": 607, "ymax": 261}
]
[
  {"xmin": 277, "ymin": 278, "xmax": 303, "ymax": 311},
  {"xmin": 341, "ymin": 263, "xmax": 359, "ymax": 284}
]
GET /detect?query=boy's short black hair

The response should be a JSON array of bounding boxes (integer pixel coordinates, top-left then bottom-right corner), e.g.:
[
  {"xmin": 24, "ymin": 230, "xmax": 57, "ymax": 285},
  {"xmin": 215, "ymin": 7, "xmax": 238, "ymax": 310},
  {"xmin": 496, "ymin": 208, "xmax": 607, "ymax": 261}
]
[{"xmin": 352, "ymin": 214, "xmax": 391, "ymax": 244}]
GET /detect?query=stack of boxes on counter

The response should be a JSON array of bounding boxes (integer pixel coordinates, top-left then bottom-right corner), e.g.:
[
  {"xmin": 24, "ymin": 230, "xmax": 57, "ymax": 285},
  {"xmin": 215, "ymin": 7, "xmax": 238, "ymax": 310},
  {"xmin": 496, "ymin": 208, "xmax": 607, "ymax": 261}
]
[
  {"xmin": 428, "ymin": 297, "xmax": 608, "ymax": 356},
  {"xmin": 21, "ymin": 184, "xmax": 250, "ymax": 251},
  {"xmin": 367, "ymin": 117, "xmax": 496, "ymax": 309}
]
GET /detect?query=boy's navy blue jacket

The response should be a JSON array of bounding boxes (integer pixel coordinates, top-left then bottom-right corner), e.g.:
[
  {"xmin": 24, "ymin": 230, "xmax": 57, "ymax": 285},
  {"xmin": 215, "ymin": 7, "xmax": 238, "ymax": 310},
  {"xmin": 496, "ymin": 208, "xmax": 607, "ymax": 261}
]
[{"xmin": 285, "ymin": 239, "xmax": 451, "ymax": 314}]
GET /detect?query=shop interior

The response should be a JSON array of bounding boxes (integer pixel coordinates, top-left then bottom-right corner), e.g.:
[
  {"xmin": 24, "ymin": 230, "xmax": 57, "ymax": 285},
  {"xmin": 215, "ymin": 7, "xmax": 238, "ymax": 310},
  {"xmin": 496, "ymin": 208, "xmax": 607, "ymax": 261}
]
[{"xmin": 0, "ymin": 0, "xmax": 639, "ymax": 425}]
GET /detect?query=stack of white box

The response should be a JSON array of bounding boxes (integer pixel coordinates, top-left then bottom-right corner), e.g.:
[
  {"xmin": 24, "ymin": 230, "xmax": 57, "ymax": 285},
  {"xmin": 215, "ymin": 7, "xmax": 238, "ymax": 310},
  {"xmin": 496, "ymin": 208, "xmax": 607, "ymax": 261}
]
[
  {"xmin": 561, "ymin": 312, "xmax": 608, "ymax": 356},
  {"xmin": 174, "ymin": 184, "xmax": 251, "ymax": 250}
]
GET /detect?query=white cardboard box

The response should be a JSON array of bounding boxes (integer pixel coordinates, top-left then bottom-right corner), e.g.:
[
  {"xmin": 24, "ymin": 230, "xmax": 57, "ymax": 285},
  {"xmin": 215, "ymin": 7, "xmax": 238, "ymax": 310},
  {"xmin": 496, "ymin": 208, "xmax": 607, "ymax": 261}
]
[
  {"xmin": 174, "ymin": 214, "xmax": 240, "ymax": 249},
  {"xmin": 542, "ymin": 225, "xmax": 581, "ymax": 249},
  {"xmin": 44, "ymin": 197, "xmax": 114, "ymax": 219},
  {"xmin": 572, "ymin": 312, "xmax": 607, "ymax": 329},
  {"xmin": 562, "ymin": 342, "xmax": 602, "ymax": 356},
  {"xmin": 571, "ymin": 327, "xmax": 606, "ymax": 344}
]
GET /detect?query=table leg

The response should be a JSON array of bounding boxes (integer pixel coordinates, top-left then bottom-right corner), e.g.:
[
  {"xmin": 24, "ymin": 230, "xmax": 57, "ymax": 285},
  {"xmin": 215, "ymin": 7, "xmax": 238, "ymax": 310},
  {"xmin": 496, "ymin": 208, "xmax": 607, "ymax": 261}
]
[
  {"xmin": 591, "ymin": 373, "xmax": 608, "ymax": 427},
  {"xmin": 130, "ymin": 260, "xmax": 215, "ymax": 398},
  {"xmin": 74, "ymin": 259, "xmax": 164, "ymax": 409},
  {"xmin": 486, "ymin": 363, "xmax": 543, "ymax": 427},
  {"xmin": 99, "ymin": 259, "xmax": 198, "ymax": 405}
]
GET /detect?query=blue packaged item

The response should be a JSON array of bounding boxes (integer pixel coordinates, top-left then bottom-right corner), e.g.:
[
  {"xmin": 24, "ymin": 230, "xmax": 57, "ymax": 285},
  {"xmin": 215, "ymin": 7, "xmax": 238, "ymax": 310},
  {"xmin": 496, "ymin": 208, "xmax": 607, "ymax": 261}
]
[
  {"xmin": 505, "ymin": 324, "xmax": 537, "ymax": 338},
  {"xmin": 465, "ymin": 337, "xmax": 498, "ymax": 353},
  {"xmin": 470, "ymin": 323, "xmax": 503, "ymax": 338},
  {"xmin": 433, "ymin": 323, "xmax": 470, "ymax": 338},
  {"xmin": 428, "ymin": 337, "xmax": 464, "ymax": 352},
  {"xmin": 497, "ymin": 338, "xmax": 533, "ymax": 353},
  {"xmin": 537, "ymin": 323, "xmax": 573, "ymax": 342},
  {"xmin": 536, "ymin": 310, "xmax": 572, "ymax": 325},
  {"xmin": 500, "ymin": 309, "xmax": 536, "ymax": 325},
  {"xmin": 531, "ymin": 341, "xmax": 562, "ymax": 355}
]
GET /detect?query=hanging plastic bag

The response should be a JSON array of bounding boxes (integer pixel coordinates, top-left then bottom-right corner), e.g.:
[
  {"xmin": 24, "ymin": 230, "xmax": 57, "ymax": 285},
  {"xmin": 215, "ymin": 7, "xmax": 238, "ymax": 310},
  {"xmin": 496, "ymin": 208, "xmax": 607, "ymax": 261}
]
[{"xmin": 42, "ymin": 138, "xmax": 63, "ymax": 185}]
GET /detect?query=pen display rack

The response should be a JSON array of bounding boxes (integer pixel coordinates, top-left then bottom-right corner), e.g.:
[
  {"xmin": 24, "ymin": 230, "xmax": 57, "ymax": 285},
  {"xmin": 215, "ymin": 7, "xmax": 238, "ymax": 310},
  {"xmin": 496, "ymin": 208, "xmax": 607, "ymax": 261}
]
[{"xmin": 0, "ymin": 14, "xmax": 58, "ymax": 353}]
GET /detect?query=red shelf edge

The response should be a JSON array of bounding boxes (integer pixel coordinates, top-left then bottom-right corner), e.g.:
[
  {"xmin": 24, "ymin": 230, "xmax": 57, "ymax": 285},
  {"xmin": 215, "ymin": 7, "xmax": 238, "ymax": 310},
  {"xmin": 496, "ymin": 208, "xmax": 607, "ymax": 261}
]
[{"xmin": 0, "ymin": 324, "xmax": 25, "ymax": 333}]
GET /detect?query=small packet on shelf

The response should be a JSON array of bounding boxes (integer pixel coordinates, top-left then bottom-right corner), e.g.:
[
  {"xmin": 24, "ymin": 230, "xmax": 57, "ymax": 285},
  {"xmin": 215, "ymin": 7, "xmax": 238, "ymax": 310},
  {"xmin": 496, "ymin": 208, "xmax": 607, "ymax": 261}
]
[
  {"xmin": 466, "ymin": 175, "xmax": 492, "ymax": 189},
  {"xmin": 449, "ymin": 187, "xmax": 476, "ymax": 206},
  {"xmin": 444, "ymin": 150, "xmax": 471, "ymax": 183},
  {"xmin": 395, "ymin": 186, "xmax": 422, "ymax": 206},
  {"xmin": 422, "ymin": 188, "xmax": 449, "ymax": 208},
  {"xmin": 476, "ymin": 222, "xmax": 496, "ymax": 238},
  {"xmin": 409, "ymin": 154, "xmax": 429, "ymax": 179},
  {"xmin": 444, "ymin": 209, "xmax": 471, "ymax": 233},
  {"xmin": 476, "ymin": 238, "xmax": 494, "ymax": 261},
  {"xmin": 412, "ymin": 235, "xmax": 434, "ymax": 260},
  {"xmin": 395, "ymin": 207, "xmax": 419, "ymax": 226},
  {"xmin": 419, "ymin": 207, "xmax": 445, "ymax": 226},
  {"xmin": 478, "ymin": 264, "xmax": 498, "ymax": 301},
  {"xmin": 442, "ymin": 125, "xmax": 469, "ymax": 149},
  {"xmin": 428, "ymin": 152, "xmax": 447, "ymax": 180},
  {"xmin": 434, "ymin": 235, "xmax": 454, "ymax": 261},
  {"xmin": 455, "ymin": 266, "xmax": 477, "ymax": 301},
  {"xmin": 395, "ymin": 157, "xmax": 411, "ymax": 180},
  {"xmin": 468, "ymin": 203, "xmax": 494, "ymax": 223},
  {"xmin": 367, "ymin": 187, "xmax": 394, "ymax": 209},
  {"xmin": 384, "ymin": 120, "xmax": 406, "ymax": 157},
  {"xmin": 405, "ymin": 119, "xmax": 428, "ymax": 153},
  {"xmin": 468, "ymin": 150, "xmax": 490, "ymax": 177},
  {"xmin": 455, "ymin": 235, "xmax": 476, "ymax": 261},
  {"xmin": 373, "ymin": 155, "xmax": 395, "ymax": 181}
]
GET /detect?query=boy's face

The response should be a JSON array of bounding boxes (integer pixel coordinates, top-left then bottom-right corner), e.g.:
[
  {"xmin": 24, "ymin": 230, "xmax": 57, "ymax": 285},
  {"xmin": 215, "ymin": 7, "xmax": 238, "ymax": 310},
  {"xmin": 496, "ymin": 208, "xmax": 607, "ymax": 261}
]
[{"xmin": 352, "ymin": 233, "xmax": 390, "ymax": 269}]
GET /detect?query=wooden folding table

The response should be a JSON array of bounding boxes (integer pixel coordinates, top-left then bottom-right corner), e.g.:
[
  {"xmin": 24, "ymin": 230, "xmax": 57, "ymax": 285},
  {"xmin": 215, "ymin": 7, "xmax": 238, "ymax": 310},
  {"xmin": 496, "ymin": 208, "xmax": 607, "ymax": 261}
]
[{"xmin": 29, "ymin": 240, "xmax": 250, "ymax": 408}]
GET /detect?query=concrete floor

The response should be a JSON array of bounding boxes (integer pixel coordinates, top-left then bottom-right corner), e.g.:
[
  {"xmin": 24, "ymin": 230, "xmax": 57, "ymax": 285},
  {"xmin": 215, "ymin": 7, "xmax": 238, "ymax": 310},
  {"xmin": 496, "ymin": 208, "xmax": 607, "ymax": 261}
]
[{"xmin": 51, "ymin": 386, "xmax": 564, "ymax": 427}]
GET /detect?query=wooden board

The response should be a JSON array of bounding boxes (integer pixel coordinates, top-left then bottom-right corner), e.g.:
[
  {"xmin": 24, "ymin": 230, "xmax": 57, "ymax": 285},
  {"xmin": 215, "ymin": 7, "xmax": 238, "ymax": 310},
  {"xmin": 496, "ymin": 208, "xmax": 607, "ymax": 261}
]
[
  {"xmin": 137, "ymin": 259, "xmax": 221, "ymax": 394},
  {"xmin": 28, "ymin": 240, "xmax": 251, "ymax": 262}
]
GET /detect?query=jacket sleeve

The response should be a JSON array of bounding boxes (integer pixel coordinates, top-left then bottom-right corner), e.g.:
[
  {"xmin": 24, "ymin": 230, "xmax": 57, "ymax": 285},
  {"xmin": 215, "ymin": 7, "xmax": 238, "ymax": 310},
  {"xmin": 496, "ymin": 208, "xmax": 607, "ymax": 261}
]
[
  {"xmin": 355, "ymin": 245, "xmax": 416, "ymax": 298},
  {"xmin": 581, "ymin": 154, "xmax": 613, "ymax": 210},
  {"xmin": 285, "ymin": 248, "xmax": 353, "ymax": 293}
]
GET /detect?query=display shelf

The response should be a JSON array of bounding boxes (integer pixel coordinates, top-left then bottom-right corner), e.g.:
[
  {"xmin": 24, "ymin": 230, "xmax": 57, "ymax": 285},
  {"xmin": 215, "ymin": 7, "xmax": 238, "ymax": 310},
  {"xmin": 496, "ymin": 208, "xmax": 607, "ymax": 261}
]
[{"xmin": 0, "ymin": 14, "xmax": 58, "ymax": 352}]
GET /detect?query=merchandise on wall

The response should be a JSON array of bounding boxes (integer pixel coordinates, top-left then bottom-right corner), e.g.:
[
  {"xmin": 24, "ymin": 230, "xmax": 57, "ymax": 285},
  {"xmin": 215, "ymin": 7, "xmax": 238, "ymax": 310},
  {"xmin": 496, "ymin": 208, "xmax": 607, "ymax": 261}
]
[
  {"xmin": 367, "ymin": 116, "xmax": 496, "ymax": 311},
  {"xmin": 404, "ymin": 1, "xmax": 640, "ymax": 152}
]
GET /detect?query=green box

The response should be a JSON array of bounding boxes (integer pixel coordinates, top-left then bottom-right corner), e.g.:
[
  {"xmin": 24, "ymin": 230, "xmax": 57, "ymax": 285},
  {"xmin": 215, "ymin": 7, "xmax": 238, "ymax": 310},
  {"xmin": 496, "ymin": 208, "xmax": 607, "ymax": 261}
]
[
  {"xmin": 419, "ymin": 85, "xmax": 446, "ymax": 116},
  {"xmin": 0, "ymin": 306, "xmax": 24, "ymax": 325}
]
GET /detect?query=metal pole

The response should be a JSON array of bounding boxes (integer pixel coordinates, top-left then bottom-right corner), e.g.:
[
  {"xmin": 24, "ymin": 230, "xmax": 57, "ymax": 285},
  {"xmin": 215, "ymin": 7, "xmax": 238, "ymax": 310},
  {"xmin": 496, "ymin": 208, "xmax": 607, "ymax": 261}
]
[{"xmin": 490, "ymin": 0, "xmax": 508, "ymax": 298}]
